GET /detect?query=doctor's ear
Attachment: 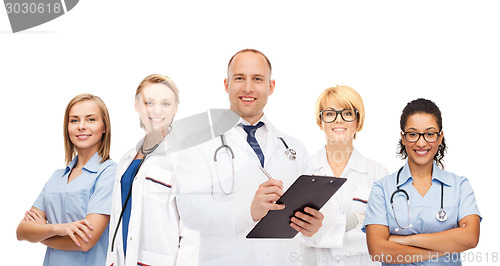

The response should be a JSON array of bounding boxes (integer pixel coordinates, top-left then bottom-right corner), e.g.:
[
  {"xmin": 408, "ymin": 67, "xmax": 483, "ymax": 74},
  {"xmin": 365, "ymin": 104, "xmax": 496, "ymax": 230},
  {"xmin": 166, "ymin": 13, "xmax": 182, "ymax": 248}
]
[
  {"xmin": 267, "ymin": 80, "xmax": 276, "ymax": 95},
  {"xmin": 224, "ymin": 78, "xmax": 230, "ymax": 93}
]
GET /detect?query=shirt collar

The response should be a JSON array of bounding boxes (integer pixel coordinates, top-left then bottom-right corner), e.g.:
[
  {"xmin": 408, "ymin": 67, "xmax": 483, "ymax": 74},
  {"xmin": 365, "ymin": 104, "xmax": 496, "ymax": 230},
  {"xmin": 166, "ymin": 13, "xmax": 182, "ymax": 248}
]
[
  {"xmin": 64, "ymin": 152, "xmax": 101, "ymax": 175},
  {"xmin": 344, "ymin": 149, "xmax": 368, "ymax": 174},
  {"xmin": 238, "ymin": 114, "xmax": 269, "ymax": 127},
  {"xmin": 397, "ymin": 161, "xmax": 453, "ymax": 187}
]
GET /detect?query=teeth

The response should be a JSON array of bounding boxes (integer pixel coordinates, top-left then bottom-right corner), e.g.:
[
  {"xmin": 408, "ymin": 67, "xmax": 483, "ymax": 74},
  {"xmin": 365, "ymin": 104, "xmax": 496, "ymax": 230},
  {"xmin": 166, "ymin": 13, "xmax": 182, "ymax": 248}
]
[
  {"xmin": 333, "ymin": 128, "xmax": 346, "ymax": 131},
  {"xmin": 416, "ymin": 150, "xmax": 428, "ymax": 155},
  {"xmin": 241, "ymin": 97, "xmax": 255, "ymax": 101}
]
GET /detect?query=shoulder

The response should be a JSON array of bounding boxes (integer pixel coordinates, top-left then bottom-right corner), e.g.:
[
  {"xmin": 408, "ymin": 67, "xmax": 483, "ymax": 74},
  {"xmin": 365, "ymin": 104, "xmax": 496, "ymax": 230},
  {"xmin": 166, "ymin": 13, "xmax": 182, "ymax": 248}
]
[{"xmin": 352, "ymin": 150, "xmax": 389, "ymax": 177}]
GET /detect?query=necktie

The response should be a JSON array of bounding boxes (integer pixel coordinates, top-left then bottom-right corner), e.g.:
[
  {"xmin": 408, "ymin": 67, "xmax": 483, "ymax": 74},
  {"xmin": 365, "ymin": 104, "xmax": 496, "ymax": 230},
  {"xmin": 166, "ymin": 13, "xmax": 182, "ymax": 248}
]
[{"xmin": 242, "ymin": 122, "xmax": 265, "ymax": 167}]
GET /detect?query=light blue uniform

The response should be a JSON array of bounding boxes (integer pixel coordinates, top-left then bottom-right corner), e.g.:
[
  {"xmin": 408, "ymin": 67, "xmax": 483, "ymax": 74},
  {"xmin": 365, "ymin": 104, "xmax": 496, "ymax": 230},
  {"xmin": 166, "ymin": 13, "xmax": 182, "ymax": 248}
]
[
  {"xmin": 362, "ymin": 162, "xmax": 481, "ymax": 266},
  {"xmin": 33, "ymin": 152, "xmax": 116, "ymax": 266}
]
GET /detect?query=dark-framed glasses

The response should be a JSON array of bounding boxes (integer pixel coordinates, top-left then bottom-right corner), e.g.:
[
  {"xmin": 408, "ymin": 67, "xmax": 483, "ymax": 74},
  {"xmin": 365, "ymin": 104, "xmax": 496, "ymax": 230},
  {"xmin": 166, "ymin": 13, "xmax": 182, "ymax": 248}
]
[
  {"xmin": 320, "ymin": 108, "xmax": 358, "ymax": 123},
  {"xmin": 403, "ymin": 131, "xmax": 441, "ymax": 143}
]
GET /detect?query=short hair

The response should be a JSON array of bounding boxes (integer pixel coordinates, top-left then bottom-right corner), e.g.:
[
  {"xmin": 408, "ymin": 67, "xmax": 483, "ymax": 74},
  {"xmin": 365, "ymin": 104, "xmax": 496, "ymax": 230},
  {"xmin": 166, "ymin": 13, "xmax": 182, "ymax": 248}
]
[
  {"xmin": 397, "ymin": 98, "xmax": 447, "ymax": 168},
  {"xmin": 63, "ymin": 93, "xmax": 111, "ymax": 165},
  {"xmin": 227, "ymin": 49, "xmax": 272, "ymax": 76},
  {"xmin": 314, "ymin": 85, "xmax": 365, "ymax": 138},
  {"xmin": 135, "ymin": 74, "xmax": 179, "ymax": 129}
]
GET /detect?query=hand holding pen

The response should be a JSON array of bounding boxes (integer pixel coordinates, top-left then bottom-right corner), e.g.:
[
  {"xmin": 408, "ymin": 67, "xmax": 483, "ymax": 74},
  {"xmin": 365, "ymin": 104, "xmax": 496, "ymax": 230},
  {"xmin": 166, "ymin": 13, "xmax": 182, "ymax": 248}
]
[{"xmin": 250, "ymin": 164, "xmax": 285, "ymax": 222}]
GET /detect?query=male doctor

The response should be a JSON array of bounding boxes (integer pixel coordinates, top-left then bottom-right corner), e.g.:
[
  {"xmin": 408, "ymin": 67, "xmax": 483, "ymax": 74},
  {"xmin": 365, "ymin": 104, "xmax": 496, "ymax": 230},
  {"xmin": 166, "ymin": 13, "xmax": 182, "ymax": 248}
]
[{"xmin": 175, "ymin": 49, "xmax": 324, "ymax": 265}]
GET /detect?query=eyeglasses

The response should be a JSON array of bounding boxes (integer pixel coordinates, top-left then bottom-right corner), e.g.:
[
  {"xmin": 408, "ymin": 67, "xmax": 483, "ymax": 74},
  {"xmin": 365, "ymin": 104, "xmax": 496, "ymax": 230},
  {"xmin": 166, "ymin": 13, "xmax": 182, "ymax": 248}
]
[
  {"xmin": 403, "ymin": 131, "xmax": 441, "ymax": 143},
  {"xmin": 320, "ymin": 108, "xmax": 358, "ymax": 123}
]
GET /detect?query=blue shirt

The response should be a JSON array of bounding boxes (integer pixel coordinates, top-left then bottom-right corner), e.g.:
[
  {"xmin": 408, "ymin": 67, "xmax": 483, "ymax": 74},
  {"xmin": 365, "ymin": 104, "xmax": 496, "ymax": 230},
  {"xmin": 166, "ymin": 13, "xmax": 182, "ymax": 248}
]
[
  {"xmin": 33, "ymin": 152, "xmax": 116, "ymax": 266},
  {"xmin": 362, "ymin": 162, "xmax": 481, "ymax": 266},
  {"xmin": 120, "ymin": 159, "xmax": 142, "ymax": 255}
]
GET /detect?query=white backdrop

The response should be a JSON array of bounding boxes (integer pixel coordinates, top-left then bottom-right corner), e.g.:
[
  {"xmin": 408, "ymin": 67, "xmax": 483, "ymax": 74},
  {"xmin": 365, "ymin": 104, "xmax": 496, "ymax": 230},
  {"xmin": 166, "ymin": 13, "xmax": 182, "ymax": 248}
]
[{"xmin": 1, "ymin": 1, "xmax": 499, "ymax": 264}]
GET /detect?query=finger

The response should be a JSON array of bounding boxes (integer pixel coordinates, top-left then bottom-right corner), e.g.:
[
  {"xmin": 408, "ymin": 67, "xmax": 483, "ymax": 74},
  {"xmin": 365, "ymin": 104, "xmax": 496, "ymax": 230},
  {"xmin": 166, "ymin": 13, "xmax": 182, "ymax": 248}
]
[
  {"xmin": 262, "ymin": 194, "xmax": 281, "ymax": 203},
  {"xmin": 304, "ymin": 207, "xmax": 323, "ymax": 219},
  {"xmin": 258, "ymin": 186, "xmax": 284, "ymax": 197},
  {"xmin": 73, "ymin": 223, "xmax": 91, "ymax": 241},
  {"xmin": 25, "ymin": 212, "xmax": 36, "ymax": 221},
  {"xmin": 290, "ymin": 220, "xmax": 311, "ymax": 236},
  {"xmin": 73, "ymin": 227, "xmax": 89, "ymax": 243},
  {"xmin": 267, "ymin": 203, "xmax": 285, "ymax": 211},
  {"xmin": 295, "ymin": 211, "xmax": 314, "ymax": 224},
  {"xmin": 291, "ymin": 216, "xmax": 311, "ymax": 231},
  {"xmin": 81, "ymin": 219, "xmax": 94, "ymax": 230},
  {"xmin": 68, "ymin": 233, "xmax": 82, "ymax": 247},
  {"xmin": 260, "ymin": 179, "xmax": 284, "ymax": 190}
]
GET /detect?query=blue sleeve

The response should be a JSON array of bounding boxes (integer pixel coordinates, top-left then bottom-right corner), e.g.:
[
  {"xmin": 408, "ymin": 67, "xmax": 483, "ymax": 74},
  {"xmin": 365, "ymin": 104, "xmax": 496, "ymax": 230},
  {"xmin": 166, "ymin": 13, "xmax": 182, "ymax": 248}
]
[
  {"xmin": 87, "ymin": 162, "xmax": 117, "ymax": 215},
  {"xmin": 458, "ymin": 176, "xmax": 482, "ymax": 222},
  {"xmin": 362, "ymin": 180, "xmax": 389, "ymax": 232},
  {"xmin": 32, "ymin": 169, "xmax": 61, "ymax": 213}
]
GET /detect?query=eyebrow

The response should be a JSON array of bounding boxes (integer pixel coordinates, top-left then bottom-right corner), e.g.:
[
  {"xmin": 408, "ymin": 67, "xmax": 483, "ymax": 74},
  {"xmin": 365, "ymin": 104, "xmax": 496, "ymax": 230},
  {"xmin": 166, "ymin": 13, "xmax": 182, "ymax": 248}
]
[
  {"xmin": 69, "ymin": 114, "xmax": 98, "ymax": 118},
  {"xmin": 406, "ymin": 126, "xmax": 438, "ymax": 131}
]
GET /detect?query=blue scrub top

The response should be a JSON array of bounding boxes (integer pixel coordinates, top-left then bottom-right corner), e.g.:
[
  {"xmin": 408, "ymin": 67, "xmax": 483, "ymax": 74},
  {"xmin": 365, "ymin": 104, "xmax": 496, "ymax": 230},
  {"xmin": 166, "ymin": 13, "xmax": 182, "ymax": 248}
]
[
  {"xmin": 362, "ymin": 162, "xmax": 481, "ymax": 266},
  {"xmin": 120, "ymin": 158, "xmax": 142, "ymax": 255},
  {"xmin": 33, "ymin": 152, "xmax": 116, "ymax": 266}
]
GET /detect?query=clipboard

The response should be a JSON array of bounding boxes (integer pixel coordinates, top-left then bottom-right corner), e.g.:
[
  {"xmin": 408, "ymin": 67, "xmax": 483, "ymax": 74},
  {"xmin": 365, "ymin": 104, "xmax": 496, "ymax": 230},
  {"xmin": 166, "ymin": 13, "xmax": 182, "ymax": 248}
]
[{"xmin": 246, "ymin": 175, "xmax": 347, "ymax": 239}]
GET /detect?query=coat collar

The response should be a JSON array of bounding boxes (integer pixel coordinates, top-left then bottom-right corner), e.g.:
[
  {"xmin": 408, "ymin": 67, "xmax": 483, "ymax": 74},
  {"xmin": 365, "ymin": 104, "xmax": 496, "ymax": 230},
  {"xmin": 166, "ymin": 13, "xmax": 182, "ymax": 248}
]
[{"xmin": 312, "ymin": 147, "xmax": 367, "ymax": 176}]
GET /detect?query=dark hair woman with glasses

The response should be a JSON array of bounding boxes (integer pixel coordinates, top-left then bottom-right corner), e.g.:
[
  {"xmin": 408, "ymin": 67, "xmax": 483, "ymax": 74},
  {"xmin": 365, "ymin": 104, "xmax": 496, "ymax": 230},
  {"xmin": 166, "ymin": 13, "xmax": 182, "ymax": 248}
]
[
  {"xmin": 302, "ymin": 85, "xmax": 388, "ymax": 265},
  {"xmin": 363, "ymin": 98, "xmax": 481, "ymax": 265}
]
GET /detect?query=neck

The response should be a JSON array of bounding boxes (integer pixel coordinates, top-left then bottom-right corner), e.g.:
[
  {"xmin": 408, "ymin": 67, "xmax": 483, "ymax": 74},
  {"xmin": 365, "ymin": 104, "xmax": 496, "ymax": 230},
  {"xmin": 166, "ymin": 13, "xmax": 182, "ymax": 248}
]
[
  {"xmin": 408, "ymin": 160, "xmax": 433, "ymax": 181},
  {"xmin": 142, "ymin": 129, "xmax": 167, "ymax": 153},
  {"xmin": 325, "ymin": 140, "xmax": 353, "ymax": 168},
  {"xmin": 74, "ymin": 148, "xmax": 97, "ymax": 168}
]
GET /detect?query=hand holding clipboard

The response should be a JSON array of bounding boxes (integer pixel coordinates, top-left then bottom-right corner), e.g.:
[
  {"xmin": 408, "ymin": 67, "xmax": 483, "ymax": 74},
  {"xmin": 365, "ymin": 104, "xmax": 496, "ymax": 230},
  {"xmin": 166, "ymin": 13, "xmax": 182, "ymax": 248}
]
[{"xmin": 247, "ymin": 166, "xmax": 346, "ymax": 239}]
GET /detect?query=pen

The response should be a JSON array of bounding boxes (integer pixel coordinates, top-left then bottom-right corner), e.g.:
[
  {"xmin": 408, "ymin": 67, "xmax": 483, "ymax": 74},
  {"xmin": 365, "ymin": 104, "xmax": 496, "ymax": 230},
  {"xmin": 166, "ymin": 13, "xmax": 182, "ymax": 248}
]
[{"xmin": 258, "ymin": 164, "xmax": 273, "ymax": 180}]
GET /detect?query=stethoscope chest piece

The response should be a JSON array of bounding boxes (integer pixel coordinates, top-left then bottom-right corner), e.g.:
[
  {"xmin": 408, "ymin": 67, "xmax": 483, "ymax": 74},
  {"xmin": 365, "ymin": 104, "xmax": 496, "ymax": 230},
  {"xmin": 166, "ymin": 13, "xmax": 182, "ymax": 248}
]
[
  {"xmin": 285, "ymin": 148, "xmax": 296, "ymax": 160},
  {"xmin": 436, "ymin": 209, "xmax": 448, "ymax": 222},
  {"xmin": 278, "ymin": 137, "xmax": 296, "ymax": 160}
]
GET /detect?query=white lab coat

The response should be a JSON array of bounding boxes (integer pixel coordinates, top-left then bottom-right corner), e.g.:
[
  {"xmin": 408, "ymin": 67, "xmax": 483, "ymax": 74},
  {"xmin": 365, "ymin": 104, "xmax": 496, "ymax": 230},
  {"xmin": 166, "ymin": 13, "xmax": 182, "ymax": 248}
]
[
  {"xmin": 302, "ymin": 147, "xmax": 387, "ymax": 266},
  {"xmin": 106, "ymin": 138, "xmax": 199, "ymax": 266},
  {"xmin": 175, "ymin": 117, "xmax": 312, "ymax": 266}
]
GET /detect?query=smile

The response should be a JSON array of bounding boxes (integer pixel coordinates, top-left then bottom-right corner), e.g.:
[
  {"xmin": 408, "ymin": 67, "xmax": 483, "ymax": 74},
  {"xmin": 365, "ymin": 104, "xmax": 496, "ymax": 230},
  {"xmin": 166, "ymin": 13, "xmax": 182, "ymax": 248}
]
[
  {"xmin": 414, "ymin": 149, "xmax": 430, "ymax": 156},
  {"xmin": 149, "ymin": 117, "xmax": 165, "ymax": 122},
  {"xmin": 332, "ymin": 127, "xmax": 347, "ymax": 132},
  {"xmin": 240, "ymin": 97, "xmax": 256, "ymax": 102},
  {"xmin": 76, "ymin": 134, "xmax": 91, "ymax": 140}
]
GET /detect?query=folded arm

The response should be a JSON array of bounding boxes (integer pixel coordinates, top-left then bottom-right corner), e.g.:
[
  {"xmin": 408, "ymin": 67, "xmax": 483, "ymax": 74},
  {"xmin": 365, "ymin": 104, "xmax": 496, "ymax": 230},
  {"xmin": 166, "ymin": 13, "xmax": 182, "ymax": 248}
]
[
  {"xmin": 366, "ymin": 224, "xmax": 442, "ymax": 264},
  {"xmin": 389, "ymin": 214, "xmax": 480, "ymax": 253},
  {"xmin": 16, "ymin": 207, "xmax": 109, "ymax": 252}
]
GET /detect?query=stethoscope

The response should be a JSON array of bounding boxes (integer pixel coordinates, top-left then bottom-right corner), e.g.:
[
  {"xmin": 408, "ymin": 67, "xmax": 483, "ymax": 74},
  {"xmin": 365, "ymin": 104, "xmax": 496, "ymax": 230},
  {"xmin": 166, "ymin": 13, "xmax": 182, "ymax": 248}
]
[
  {"xmin": 110, "ymin": 142, "xmax": 159, "ymax": 252},
  {"xmin": 212, "ymin": 134, "xmax": 295, "ymax": 196},
  {"xmin": 391, "ymin": 167, "xmax": 447, "ymax": 232}
]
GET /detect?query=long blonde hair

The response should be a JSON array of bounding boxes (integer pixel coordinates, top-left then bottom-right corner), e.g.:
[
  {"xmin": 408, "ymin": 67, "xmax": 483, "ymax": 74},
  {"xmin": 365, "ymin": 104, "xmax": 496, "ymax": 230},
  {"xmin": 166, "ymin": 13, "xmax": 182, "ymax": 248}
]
[{"xmin": 63, "ymin": 93, "xmax": 111, "ymax": 164}]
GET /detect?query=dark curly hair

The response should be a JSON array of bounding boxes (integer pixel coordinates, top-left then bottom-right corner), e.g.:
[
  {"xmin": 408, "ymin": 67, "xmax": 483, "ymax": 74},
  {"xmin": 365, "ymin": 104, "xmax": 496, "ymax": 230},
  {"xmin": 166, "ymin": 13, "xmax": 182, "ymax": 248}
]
[{"xmin": 397, "ymin": 98, "xmax": 447, "ymax": 169}]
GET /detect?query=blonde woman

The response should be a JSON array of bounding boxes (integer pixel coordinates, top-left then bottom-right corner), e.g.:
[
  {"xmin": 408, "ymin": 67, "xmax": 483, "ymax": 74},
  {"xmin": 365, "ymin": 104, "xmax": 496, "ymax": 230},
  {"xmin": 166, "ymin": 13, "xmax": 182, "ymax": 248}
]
[
  {"xmin": 106, "ymin": 74, "xmax": 198, "ymax": 266},
  {"xmin": 17, "ymin": 94, "xmax": 116, "ymax": 266},
  {"xmin": 304, "ymin": 86, "xmax": 387, "ymax": 265}
]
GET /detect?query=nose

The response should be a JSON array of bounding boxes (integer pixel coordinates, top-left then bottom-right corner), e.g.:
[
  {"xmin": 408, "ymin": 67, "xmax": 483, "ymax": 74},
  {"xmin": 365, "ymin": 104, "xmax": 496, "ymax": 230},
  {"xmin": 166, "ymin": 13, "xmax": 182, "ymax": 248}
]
[
  {"xmin": 150, "ymin": 103, "xmax": 162, "ymax": 116},
  {"xmin": 78, "ymin": 120, "xmax": 87, "ymax": 130},
  {"xmin": 242, "ymin": 79, "xmax": 254, "ymax": 94},
  {"xmin": 416, "ymin": 134, "xmax": 427, "ymax": 147}
]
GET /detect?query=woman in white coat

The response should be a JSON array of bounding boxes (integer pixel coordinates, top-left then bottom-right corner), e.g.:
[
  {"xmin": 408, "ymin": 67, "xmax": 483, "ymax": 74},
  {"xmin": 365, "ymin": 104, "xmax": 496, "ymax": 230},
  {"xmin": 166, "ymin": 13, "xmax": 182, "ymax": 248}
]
[
  {"xmin": 304, "ymin": 85, "xmax": 388, "ymax": 265},
  {"xmin": 106, "ymin": 74, "xmax": 198, "ymax": 266}
]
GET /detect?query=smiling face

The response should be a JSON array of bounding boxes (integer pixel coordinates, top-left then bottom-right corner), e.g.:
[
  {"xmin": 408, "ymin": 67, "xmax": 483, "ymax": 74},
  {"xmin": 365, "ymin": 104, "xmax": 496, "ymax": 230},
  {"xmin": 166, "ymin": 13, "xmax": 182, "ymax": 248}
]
[
  {"xmin": 401, "ymin": 112, "xmax": 443, "ymax": 169},
  {"xmin": 320, "ymin": 98, "xmax": 358, "ymax": 145},
  {"xmin": 224, "ymin": 51, "xmax": 275, "ymax": 124},
  {"xmin": 67, "ymin": 100, "xmax": 106, "ymax": 155},
  {"xmin": 135, "ymin": 82, "xmax": 178, "ymax": 134}
]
